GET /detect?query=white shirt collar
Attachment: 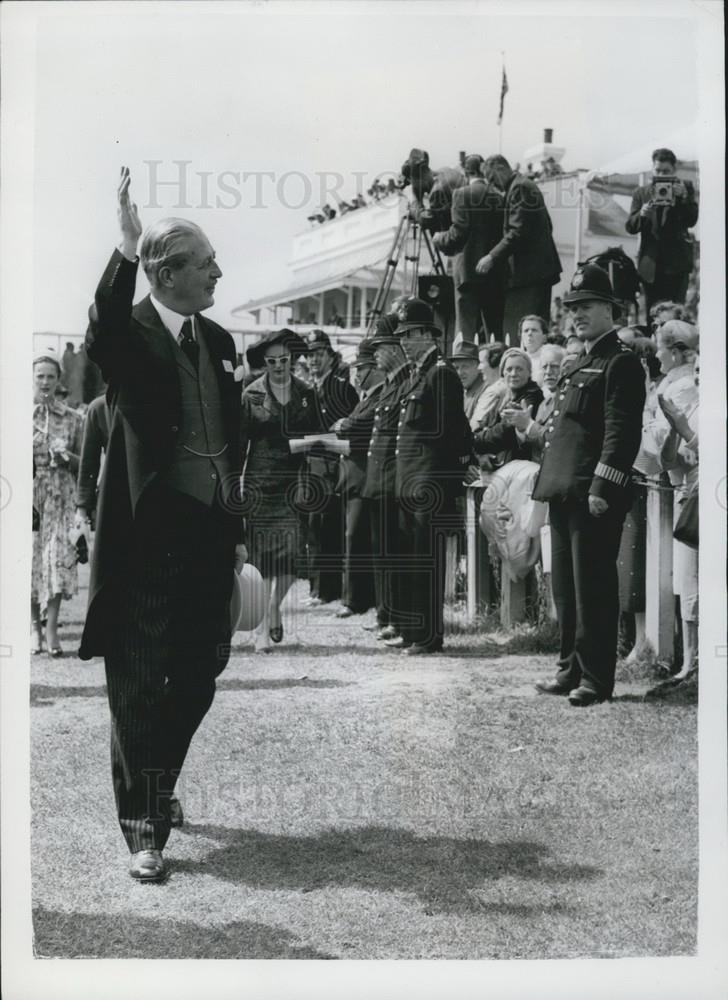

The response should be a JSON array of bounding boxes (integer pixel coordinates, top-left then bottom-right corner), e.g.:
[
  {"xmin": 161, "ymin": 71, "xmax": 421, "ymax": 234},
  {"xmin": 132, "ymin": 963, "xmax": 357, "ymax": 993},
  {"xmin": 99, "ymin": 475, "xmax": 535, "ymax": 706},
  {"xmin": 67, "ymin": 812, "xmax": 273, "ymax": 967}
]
[{"xmin": 150, "ymin": 295, "xmax": 194, "ymax": 340}]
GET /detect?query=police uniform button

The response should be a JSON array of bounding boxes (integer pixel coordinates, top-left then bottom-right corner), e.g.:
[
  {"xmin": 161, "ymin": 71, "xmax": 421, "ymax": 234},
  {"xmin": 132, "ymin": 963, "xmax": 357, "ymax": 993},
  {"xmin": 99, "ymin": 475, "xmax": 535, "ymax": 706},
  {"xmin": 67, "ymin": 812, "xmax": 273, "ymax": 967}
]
[
  {"xmin": 559, "ymin": 393, "xmax": 566, "ymax": 399},
  {"xmin": 367, "ymin": 450, "xmax": 372, "ymax": 457},
  {"xmin": 553, "ymin": 410, "xmax": 559, "ymax": 416},
  {"xmin": 578, "ymin": 382, "xmax": 584, "ymax": 388},
  {"xmin": 544, "ymin": 442, "xmax": 550, "ymax": 448},
  {"xmin": 395, "ymin": 449, "xmax": 399, "ymax": 456},
  {"xmin": 322, "ymin": 407, "xmax": 327, "ymax": 413},
  {"xmin": 171, "ymin": 425, "xmax": 179, "ymax": 432},
  {"xmin": 211, "ymin": 472, "xmax": 217, "ymax": 479}
]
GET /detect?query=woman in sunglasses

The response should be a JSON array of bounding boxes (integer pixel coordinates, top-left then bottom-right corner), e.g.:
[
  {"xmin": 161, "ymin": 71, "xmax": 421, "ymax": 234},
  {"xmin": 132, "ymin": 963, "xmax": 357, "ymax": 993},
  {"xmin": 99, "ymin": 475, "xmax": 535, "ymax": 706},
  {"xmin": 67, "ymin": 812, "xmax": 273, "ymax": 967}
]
[{"xmin": 241, "ymin": 329, "xmax": 317, "ymax": 651}]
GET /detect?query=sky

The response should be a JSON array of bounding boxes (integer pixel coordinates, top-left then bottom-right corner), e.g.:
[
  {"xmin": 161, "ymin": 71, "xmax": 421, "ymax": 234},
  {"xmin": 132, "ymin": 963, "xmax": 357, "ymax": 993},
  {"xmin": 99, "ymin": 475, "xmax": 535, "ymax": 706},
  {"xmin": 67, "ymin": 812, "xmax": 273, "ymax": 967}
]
[{"xmin": 27, "ymin": 1, "xmax": 703, "ymax": 334}]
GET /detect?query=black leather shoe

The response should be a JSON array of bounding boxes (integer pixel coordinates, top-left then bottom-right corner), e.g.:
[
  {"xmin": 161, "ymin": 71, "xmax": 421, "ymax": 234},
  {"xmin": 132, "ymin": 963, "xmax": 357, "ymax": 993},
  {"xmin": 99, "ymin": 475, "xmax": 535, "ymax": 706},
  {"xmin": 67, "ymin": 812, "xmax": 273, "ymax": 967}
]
[
  {"xmin": 269, "ymin": 625, "xmax": 283, "ymax": 644},
  {"xmin": 404, "ymin": 642, "xmax": 443, "ymax": 656},
  {"xmin": 335, "ymin": 607, "xmax": 356, "ymax": 618},
  {"xmin": 535, "ymin": 679, "xmax": 571, "ymax": 696},
  {"xmin": 129, "ymin": 849, "xmax": 167, "ymax": 882},
  {"xmin": 170, "ymin": 796, "xmax": 184, "ymax": 828},
  {"xmin": 568, "ymin": 686, "xmax": 609, "ymax": 707},
  {"xmin": 376, "ymin": 625, "xmax": 398, "ymax": 641}
]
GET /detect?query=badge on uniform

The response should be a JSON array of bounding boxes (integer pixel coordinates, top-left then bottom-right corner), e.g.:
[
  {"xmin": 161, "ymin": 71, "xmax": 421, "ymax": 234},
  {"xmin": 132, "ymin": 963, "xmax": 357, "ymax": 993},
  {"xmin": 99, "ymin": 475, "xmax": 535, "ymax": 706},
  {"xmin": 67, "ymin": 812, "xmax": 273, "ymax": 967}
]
[{"xmin": 222, "ymin": 359, "xmax": 234, "ymax": 373}]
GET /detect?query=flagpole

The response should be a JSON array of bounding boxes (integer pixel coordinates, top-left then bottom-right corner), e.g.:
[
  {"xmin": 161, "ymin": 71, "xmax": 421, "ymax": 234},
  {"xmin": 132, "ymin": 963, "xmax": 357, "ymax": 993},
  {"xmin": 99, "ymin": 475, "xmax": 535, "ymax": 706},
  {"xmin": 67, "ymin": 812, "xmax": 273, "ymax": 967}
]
[{"xmin": 498, "ymin": 51, "xmax": 505, "ymax": 154}]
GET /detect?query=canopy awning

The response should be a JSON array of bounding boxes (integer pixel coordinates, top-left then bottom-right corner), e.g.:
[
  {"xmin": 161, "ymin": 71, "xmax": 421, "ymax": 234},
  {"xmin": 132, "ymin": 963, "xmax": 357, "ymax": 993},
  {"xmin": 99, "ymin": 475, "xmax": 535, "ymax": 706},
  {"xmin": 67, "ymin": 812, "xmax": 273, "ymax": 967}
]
[{"xmin": 232, "ymin": 245, "xmax": 392, "ymax": 316}]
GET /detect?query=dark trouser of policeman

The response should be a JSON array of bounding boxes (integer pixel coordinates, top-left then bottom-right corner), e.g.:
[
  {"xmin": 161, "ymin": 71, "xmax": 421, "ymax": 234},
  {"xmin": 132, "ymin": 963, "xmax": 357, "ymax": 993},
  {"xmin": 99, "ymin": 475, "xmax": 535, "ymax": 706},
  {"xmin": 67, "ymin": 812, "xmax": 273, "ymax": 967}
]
[
  {"xmin": 308, "ymin": 495, "xmax": 345, "ymax": 603},
  {"xmin": 548, "ymin": 498, "xmax": 627, "ymax": 699},
  {"xmin": 369, "ymin": 496, "xmax": 403, "ymax": 631},
  {"xmin": 643, "ymin": 271, "xmax": 689, "ymax": 319},
  {"xmin": 341, "ymin": 496, "xmax": 375, "ymax": 613},
  {"xmin": 398, "ymin": 497, "xmax": 457, "ymax": 651}
]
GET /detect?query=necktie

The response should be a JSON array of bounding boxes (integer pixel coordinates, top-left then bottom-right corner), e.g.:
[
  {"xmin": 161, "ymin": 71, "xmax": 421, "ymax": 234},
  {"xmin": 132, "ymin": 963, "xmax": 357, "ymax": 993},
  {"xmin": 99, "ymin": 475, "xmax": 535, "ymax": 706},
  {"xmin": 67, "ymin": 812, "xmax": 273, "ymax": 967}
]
[{"xmin": 178, "ymin": 318, "xmax": 199, "ymax": 370}]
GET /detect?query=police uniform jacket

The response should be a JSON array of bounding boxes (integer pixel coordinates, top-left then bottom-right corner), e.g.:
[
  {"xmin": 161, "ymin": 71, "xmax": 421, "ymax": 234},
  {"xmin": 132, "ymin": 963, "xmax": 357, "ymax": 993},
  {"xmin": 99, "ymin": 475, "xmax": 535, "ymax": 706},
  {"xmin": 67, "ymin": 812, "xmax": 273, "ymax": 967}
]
[
  {"xmin": 306, "ymin": 361, "xmax": 359, "ymax": 496},
  {"xmin": 335, "ymin": 380, "xmax": 384, "ymax": 500},
  {"xmin": 531, "ymin": 330, "xmax": 646, "ymax": 509},
  {"xmin": 361, "ymin": 364, "xmax": 410, "ymax": 501},
  {"xmin": 394, "ymin": 348, "xmax": 472, "ymax": 505}
]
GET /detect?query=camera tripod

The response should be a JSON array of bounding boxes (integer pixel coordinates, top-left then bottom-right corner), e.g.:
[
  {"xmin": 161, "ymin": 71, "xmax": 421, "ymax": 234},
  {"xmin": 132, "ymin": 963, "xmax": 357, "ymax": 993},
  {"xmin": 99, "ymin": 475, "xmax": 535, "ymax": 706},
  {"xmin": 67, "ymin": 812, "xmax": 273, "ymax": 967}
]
[{"xmin": 366, "ymin": 212, "xmax": 452, "ymax": 339}]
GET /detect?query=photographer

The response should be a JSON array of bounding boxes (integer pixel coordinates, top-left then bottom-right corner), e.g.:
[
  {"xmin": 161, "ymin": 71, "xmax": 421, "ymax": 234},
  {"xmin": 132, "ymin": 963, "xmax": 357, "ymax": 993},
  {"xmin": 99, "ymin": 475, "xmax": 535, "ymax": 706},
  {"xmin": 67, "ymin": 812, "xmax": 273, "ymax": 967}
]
[
  {"xmin": 401, "ymin": 147, "xmax": 465, "ymax": 233},
  {"xmin": 625, "ymin": 148, "xmax": 698, "ymax": 318}
]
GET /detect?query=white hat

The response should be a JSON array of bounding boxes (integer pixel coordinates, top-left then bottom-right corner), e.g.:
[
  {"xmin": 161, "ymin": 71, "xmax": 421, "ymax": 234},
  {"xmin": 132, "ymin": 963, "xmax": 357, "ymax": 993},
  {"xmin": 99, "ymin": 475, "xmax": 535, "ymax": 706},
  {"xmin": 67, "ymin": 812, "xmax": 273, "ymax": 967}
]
[{"xmin": 230, "ymin": 563, "xmax": 266, "ymax": 633}]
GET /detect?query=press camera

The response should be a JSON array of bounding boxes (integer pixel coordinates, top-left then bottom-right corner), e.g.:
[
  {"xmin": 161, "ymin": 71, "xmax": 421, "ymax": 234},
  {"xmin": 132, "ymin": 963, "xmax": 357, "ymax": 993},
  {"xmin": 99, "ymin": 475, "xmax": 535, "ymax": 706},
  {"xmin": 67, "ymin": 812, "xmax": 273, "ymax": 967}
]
[{"xmin": 651, "ymin": 175, "xmax": 678, "ymax": 206}]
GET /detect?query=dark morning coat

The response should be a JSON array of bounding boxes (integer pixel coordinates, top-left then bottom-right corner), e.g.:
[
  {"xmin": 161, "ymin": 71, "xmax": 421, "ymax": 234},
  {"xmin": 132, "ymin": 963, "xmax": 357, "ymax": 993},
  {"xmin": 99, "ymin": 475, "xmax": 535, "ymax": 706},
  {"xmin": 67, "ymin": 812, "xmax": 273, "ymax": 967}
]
[
  {"xmin": 625, "ymin": 181, "xmax": 698, "ymax": 283},
  {"xmin": 79, "ymin": 250, "xmax": 243, "ymax": 660},
  {"xmin": 487, "ymin": 173, "xmax": 562, "ymax": 290},
  {"xmin": 531, "ymin": 331, "xmax": 646, "ymax": 509}
]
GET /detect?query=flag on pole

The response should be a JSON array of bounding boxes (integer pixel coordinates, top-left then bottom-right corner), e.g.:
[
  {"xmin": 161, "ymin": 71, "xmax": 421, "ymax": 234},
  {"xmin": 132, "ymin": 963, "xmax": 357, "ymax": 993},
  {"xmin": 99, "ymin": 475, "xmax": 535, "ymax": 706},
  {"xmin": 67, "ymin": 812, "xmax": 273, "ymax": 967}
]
[{"xmin": 497, "ymin": 66, "xmax": 509, "ymax": 125}]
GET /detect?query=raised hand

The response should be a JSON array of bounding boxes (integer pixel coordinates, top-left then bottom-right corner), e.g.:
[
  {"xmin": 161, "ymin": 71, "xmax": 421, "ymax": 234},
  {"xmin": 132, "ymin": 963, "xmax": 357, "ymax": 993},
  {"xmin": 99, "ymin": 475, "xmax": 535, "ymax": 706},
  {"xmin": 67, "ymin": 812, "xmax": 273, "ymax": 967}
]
[{"xmin": 117, "ymin": 166, "xmax": 142, "ymax": 258}]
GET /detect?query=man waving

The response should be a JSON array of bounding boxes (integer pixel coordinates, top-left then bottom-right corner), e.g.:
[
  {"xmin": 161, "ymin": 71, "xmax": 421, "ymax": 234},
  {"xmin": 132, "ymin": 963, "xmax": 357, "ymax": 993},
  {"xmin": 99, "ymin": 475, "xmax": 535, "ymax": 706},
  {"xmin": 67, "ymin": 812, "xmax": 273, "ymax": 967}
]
[{"xmin": 80, "ymin": 168, "xmax": 246, "ymax": 881}]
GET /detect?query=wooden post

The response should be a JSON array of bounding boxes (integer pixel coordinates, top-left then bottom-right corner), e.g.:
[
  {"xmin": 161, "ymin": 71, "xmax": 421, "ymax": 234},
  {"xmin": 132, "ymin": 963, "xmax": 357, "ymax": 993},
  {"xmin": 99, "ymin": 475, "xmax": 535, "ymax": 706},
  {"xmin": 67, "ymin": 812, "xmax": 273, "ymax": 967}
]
[
  {"xmin": 445, "ymin": 534, "xmax": 458, "ymax": 603},
  {"xmin": 645, "ymin": 483, "xmax": 674, "ymax": 659},
  {"xmin": 466, "ymin": 485, "xmax": 492, "ymax": 622},
  {"xmin": 500, "ymin": 573, "xmax": 527, "ymax": 628},
  {"xmin": 317, "ymin": 293, "xmax": 325, "ymax": 326}
]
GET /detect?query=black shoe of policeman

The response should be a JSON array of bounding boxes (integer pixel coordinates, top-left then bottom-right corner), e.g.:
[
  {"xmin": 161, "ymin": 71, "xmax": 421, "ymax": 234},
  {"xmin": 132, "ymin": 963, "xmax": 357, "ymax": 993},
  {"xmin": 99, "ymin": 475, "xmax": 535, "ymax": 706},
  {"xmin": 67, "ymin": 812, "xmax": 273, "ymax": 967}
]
[{"xmin": 535, "ymin": 678, "xmax": 571, "ymax": 696}]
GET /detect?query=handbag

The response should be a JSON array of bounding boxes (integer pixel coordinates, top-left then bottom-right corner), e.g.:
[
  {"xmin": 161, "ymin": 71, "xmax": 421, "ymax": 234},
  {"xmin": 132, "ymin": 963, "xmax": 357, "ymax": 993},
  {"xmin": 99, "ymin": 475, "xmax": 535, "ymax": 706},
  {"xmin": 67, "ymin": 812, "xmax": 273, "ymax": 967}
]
[{"xmin": 673, "ymin": 482, "xmax": 698, "ymax": 549}]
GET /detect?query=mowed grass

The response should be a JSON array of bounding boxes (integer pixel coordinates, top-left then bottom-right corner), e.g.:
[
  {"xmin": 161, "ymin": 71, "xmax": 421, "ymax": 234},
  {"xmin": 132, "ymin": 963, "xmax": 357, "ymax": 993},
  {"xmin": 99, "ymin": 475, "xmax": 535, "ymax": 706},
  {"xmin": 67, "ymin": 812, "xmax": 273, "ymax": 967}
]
[{"xmin": 31, "ymin": 572, "xmax": 697, "ymax": 959}]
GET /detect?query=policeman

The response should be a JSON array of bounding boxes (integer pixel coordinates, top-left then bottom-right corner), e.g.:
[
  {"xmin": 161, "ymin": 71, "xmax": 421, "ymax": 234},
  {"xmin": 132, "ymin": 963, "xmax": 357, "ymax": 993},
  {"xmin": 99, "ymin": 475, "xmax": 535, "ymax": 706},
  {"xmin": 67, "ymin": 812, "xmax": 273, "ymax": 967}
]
[
  {"xmin": 360, "ymin": 314, "xmax": 411, "ymax": 641},
  {"xmin": 391, "ymin": 298, "xmax": 472, "ymax": 654},
  {"xmin": 304, "ymin": 329, "xmax": 359, "ymax": 605},
  {"xmin": 332, "ymin": 338, "xmax": 384, "ymax": 617},
  {"xmin": 532, "ymin": 264, "xmax": 646, "ymax": 705}
]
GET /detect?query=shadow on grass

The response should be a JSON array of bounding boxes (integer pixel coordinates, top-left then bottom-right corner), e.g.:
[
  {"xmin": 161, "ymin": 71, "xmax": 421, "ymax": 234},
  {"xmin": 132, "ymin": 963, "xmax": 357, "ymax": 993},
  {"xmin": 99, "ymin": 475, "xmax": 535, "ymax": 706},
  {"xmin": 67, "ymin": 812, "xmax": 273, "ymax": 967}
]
[
  {"xmin": 217, "ymin": 677, "xmax": 354, "ymax": 692},
  {"xmin": 174, "ymin": 824, "xmax": 598, "ymax": 916},
  {"xmin": 32, "ymin": 906, "xmax": 334, "ymax": 959},
  {"xmin": 30, "ymin": 684, "xmax": 107, "ymax": 706}
]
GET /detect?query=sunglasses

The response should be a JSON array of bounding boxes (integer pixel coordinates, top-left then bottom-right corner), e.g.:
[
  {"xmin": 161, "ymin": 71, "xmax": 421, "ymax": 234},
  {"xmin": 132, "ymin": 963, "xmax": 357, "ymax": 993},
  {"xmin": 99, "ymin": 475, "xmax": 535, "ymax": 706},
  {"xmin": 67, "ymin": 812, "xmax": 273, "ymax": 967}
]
[{"xmin": 265, "ymin": 354, "xmax": 291, "ymax": 366}]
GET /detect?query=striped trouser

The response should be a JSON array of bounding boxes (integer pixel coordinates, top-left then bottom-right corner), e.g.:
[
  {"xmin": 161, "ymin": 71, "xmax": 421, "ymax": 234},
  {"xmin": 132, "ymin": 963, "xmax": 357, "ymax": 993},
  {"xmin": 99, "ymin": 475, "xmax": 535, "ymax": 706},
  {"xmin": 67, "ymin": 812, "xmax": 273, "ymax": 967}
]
[{"xmin": 104, "ymin": 487, "xmax": 234, "ymax": 852}]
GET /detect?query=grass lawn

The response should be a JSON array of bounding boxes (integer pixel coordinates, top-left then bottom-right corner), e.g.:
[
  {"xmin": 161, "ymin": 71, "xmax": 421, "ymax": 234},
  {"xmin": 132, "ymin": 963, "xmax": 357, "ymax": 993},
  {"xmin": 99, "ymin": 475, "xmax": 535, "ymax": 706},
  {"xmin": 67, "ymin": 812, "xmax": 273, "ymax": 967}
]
[{"xmin": 31, "ymin": 571, "xmax": 697, "ymax": 959}]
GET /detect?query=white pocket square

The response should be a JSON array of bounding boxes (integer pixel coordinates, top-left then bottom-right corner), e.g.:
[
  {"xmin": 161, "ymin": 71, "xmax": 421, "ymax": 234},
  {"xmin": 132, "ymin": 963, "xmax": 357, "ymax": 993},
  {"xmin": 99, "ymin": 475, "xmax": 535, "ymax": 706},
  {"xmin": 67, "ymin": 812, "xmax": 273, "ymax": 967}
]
[{"xmin": 222, "ymin": 359, "xmax": 234, "ymax": 373}]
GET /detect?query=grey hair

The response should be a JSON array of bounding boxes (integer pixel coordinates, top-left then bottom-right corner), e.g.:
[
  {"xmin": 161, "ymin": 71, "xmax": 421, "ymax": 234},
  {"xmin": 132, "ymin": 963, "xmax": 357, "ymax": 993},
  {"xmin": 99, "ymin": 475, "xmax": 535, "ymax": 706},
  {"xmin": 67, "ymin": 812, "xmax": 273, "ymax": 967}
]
[
  {"xmin": 540, "ymin": 343, "xmax": 565, "ymax": 364},
  {"xmin": 140, "ymin": 218, "xmax": 206, "ymax": 286}
]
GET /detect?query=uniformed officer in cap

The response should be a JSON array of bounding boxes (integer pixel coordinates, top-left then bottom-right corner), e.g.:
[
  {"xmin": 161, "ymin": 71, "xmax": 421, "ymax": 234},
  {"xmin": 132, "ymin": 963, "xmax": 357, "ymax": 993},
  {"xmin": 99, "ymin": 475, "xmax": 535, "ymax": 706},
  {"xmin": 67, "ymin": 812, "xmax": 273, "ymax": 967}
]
[
  {"xmin": 360, "ymin": 314, "xmax": 411, "ymax": 641},
  {"xmin": 332, "ymin": 338, "xmax": 383, "ymax": 617},
  {"xmin": 390, "ymin": 298, "xmax": 472, "ymax": 653},
  {"xmin": 303, "ymin": 329, "xmax": 359, "ymax": 605},
  {"xmin": 532, "ymin": 264, "xmax": 646, "ymax": 705}
]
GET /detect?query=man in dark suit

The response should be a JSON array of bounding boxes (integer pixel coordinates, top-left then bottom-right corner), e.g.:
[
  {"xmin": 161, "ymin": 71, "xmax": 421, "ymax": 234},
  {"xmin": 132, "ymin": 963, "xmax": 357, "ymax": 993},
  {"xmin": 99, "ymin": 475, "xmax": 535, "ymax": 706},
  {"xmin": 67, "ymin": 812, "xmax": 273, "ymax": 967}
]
[
  {"xmin": 79, "ymin": 168, "xmax": 246, "ymax": 881},
  {"xmin": 390, "ymin": 298, "xmax": 472, "ymax": 654},
  {"xmin": 625, "ymin": 147, "xmax": 698, "ymax": 318},
  {"xmin": 433, "ymin": 154, "xmax": 507, "ymax": 338},
  {"xmin": 477, "ymin": 155, "xmax": 562, "ymax": 344},
  {"xmin": 304, "ymin": 329, "xmax": 359, "ymax": 606},
  {"xmin": 531, "ymin": 265, "xmax": 645, "ymax": 706}
]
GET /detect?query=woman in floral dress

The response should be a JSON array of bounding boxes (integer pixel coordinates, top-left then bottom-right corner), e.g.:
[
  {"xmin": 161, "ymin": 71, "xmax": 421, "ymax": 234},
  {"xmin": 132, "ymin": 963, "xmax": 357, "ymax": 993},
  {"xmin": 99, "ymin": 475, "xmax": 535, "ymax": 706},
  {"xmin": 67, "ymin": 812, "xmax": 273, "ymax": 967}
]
[{"xmin": 32, "ymin": 355, "xmax": 84, "ymax": 656}]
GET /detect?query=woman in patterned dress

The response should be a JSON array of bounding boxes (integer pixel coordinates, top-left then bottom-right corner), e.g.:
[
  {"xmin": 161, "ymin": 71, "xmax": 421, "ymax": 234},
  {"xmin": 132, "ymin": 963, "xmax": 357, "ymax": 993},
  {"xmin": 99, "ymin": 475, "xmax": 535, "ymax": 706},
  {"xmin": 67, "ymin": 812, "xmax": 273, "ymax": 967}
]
[
  {"xmin": 32, "ymin": 355, "xmax": 84, "ymax": 656},
  {"xmin": 240, "ymin": 329, "xmax": 316, "ymax": 652}
]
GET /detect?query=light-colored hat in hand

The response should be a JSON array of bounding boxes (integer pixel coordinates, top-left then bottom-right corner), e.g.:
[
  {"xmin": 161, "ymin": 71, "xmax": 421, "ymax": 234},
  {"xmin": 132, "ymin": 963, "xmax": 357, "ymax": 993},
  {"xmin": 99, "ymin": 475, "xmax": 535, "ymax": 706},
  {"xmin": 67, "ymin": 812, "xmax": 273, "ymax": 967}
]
[{"xmin": 230, "ymin": 563, "xmax": 266, "ymax": 633}]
